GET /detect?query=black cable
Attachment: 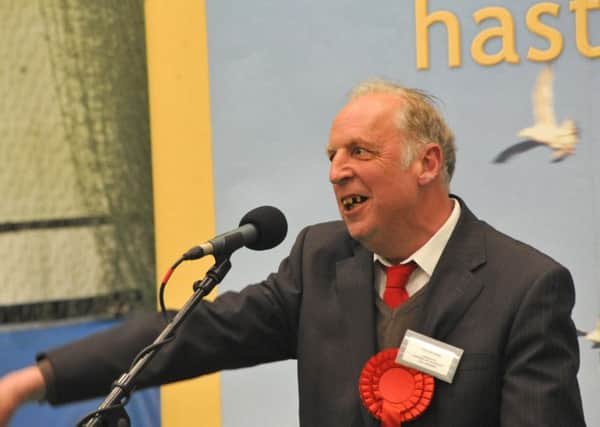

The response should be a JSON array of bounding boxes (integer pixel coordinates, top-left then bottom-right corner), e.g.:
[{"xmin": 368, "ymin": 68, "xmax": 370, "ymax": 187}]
[{"xmin": 158, "ymin": 257, "xmax": 184, "ymax": 321}]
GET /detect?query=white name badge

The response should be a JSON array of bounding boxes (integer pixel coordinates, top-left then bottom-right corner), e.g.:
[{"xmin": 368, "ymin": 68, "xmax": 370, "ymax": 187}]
[{"xmin": 396, "ymin": 330, "xmax": 464, "ymax": 384}]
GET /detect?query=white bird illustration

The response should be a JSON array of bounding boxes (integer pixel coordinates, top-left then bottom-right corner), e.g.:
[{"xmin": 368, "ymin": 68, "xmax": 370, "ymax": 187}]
[{"xmin": 517, "ymin": 66, "xmax": 579, "ymax": 161}]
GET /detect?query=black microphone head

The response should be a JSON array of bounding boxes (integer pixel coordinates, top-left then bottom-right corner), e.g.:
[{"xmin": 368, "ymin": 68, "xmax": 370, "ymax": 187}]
[{"xmin": 239, "ymin": 206, "xmax": 287, "ymax": 251}]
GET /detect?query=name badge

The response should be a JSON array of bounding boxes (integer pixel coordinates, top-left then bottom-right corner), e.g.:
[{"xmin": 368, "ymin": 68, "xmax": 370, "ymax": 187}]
[{"xmin": 396, "ymin": 329, "xmax": 463, "ymax": 384}]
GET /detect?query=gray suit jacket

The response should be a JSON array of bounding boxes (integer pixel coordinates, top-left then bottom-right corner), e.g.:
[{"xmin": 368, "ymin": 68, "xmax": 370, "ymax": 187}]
[{"xmin": 43, "ymin": 200, "xmax": 585, "ymax": 426}]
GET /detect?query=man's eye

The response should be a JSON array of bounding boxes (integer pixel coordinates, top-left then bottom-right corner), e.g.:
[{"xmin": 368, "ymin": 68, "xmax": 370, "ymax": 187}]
[{"xmin": 352, "ymin": 147, "xmax": 370, "ymax": 157}]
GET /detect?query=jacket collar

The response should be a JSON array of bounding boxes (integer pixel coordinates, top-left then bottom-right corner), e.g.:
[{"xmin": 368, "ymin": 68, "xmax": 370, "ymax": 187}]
[{"xmin": 414, "ymin": 198, "xmax": 487, "ymax": 340}]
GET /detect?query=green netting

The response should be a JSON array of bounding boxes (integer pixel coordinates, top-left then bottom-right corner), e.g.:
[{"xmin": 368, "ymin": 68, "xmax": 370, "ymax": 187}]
[{"xmin": 0, "ymin": 0, "xmax": 155, "ymax": 322}]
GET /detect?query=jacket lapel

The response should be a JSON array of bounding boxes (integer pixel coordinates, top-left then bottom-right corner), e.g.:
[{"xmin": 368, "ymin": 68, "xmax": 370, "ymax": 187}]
[
  {"xmin": 335, "ymin": 241, "xmax": 379, "ymax": 427},
  {"xmin": 415, "ymin": 203, "xmax": 487, "ymax": 340},
  {"xmin": 335, "ymin": 240, "xmax": 376, "ymax": 356}
]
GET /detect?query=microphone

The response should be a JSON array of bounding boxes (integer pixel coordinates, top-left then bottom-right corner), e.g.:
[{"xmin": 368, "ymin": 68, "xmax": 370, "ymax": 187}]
[{"xmin": 182, "ymin": 206, "xmax": 287, "ymax": 260}]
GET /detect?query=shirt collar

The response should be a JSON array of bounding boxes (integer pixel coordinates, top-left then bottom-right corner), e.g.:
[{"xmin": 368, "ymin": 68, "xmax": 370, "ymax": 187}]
[{"xmin": 374, "ymin": 198, "xmax": 461, "ymax": 277}]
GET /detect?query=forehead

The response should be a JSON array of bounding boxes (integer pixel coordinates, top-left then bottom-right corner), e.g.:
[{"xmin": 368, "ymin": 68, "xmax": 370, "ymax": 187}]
[{"xmin": 328, "ymin": 93, "xmax": 404, "ymax": 146}]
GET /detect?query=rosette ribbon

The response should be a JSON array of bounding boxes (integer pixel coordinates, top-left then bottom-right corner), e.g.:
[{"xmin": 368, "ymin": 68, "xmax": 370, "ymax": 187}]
[{"xmin": 359, "ymin": 348, "xmax": 434, "ymax": 427}]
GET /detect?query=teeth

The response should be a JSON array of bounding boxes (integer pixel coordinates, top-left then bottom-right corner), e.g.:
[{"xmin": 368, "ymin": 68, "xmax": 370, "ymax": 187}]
[{"xmin": 342, "ymin": 195, "xmax": 367, "ymax": 210}]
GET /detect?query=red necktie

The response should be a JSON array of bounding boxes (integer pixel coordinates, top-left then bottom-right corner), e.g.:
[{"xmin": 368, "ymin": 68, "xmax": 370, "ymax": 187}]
[{"xmin": 383, "ymin": 262, "xmax": 417, "ymax": 309}]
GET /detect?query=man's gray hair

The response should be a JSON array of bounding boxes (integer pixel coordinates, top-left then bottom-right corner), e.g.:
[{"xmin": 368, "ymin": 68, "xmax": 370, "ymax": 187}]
[{"xmin": 349, "ymin": 79, "xmax": 456, "ymax": 185}]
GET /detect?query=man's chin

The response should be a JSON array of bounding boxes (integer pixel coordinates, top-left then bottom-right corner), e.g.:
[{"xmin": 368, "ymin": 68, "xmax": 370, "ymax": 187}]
[{"xmin": 344, "ymin": 223, "xmax": 375, "ymax": 246}]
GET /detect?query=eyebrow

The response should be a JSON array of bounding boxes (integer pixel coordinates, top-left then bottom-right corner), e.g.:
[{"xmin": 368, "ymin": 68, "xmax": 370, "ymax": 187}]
[
  {"xmin": 327, "ymin": 138, "xmax": 373, "ymax": 151},
  {"xmin": 325, "ymin": 138, "xmax": 377, "ymax": 157}
]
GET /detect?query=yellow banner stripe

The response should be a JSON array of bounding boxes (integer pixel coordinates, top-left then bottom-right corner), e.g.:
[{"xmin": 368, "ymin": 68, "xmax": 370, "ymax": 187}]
[{"xmin": 145, "ymin": 0, "xmax": 220, "ymax": 425}]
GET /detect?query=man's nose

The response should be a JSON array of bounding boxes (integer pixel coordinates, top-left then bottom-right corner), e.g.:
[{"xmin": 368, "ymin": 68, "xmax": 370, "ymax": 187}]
[{"xmin": 329, "ymin": 153, "xmax": 353, "ymax": 185}]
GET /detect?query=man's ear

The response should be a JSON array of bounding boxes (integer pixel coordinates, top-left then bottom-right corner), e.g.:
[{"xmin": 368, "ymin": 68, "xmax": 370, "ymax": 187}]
[{"xmin": 417, "ymin": 143, "xmax": 443, "ymax": 185}]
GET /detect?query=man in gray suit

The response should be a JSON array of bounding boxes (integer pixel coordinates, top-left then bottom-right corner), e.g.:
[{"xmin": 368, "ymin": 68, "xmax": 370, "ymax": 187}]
[{"xmin": 0, "ymin": 80, "xmax": 586, "ymax": 426}]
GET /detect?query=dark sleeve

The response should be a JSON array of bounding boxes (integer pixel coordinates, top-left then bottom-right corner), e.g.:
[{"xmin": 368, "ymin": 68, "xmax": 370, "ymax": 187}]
[
  {"xmin": 36, "ymin": 358, "xmax": 55, "ymax": 402},
  {"xmin": 38, "ymin": 227, "xmax": 308, "ymax": 405},
  {"xmin": 500, "ymin": 266, "xmax": 586, "ymax": 426}
]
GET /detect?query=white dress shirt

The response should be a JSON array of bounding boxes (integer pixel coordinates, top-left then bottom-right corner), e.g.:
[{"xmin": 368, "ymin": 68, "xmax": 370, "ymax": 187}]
[{"xmin": 374, "ymin": 198, "xmax": 461, "ymax": 299}]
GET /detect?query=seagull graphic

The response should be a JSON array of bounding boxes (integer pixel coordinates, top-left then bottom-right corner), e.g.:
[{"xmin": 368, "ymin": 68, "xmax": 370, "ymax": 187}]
[
  {"xmin": 577, "ymin": 318, "xmax": 600, "ymax": 349},
  {"xmin": 493, "ymin": 66, "xmax": 579, "ymax": 163}
]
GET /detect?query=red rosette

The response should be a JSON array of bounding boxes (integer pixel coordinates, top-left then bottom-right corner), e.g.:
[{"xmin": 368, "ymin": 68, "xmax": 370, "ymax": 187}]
[{"xmin": 359, "ymin": 348, "xmax": 434, "ymax": 427}]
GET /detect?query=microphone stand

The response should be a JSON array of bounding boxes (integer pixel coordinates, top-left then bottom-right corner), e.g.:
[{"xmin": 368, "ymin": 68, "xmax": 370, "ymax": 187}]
[{"xmin": 78, "ymin": 256, "xmax": 232, "ymax": 427}]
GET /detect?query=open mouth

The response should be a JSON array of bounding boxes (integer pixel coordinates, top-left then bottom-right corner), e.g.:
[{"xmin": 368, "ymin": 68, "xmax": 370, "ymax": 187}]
[{"xmin": 341, "ymin": 195, "xmax": 368, "ymax": 211}]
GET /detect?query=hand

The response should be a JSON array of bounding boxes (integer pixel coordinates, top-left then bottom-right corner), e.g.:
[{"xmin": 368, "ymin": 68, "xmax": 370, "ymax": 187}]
[{"xmin": 0, "ymin": 366, "xmax": 46, "ymax": 427}]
